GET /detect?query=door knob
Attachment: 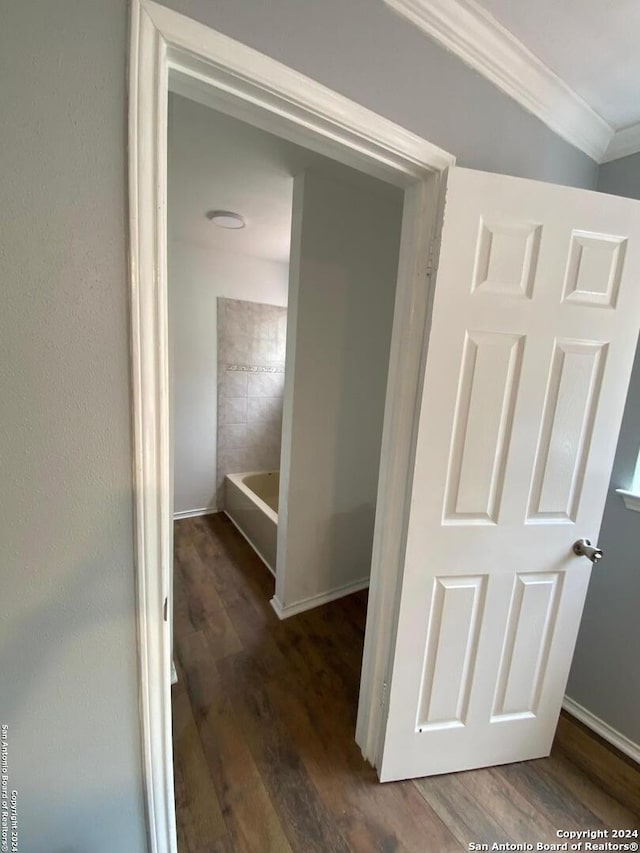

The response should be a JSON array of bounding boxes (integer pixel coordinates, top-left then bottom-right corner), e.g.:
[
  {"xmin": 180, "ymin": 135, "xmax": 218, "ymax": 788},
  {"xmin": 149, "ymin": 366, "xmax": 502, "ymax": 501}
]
[{"xmin": 573, "ymin": 539, "xmax": 603, "ymax": 564}]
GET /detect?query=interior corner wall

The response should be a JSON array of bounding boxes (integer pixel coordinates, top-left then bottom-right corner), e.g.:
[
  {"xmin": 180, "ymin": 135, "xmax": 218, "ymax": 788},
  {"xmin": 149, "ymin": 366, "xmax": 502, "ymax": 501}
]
[
  {"xmin": 565, "ymin": 152, "xmax": 640, "ymax": 749},
  {"xmin": 169, "ymin": 242, "xmax": 288, "ymax": 516},
  {"xmin": 164, "ymin": 0, "xmax": 598, "ymax": 189},
  {"xmin": 276, "ymin": 170, "xmax": 403, "ymax": 610},
  {"xmin": 597, "ymin": 152, "xmax": 640, "ymax": 200}
]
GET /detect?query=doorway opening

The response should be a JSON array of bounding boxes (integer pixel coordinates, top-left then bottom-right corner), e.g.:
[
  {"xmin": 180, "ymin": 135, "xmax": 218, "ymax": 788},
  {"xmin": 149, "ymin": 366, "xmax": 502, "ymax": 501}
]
[
  {"xmin": 165, "ymin": 75, "xmax": 424, "ymax": 852},
  {"xmin": 167, "ymin": 83, "xmax": 408, "ymax": 788},
  {"xmin": 169, "ymin": 92, "xmax": 405, "ymax": 622},
  {"xmin": 129, "ymin": 3, "xmax": 453, "ymax": 849}
]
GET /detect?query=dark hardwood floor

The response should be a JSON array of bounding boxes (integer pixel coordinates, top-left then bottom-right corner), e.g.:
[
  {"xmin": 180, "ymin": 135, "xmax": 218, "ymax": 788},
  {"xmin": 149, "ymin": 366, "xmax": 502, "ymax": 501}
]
[{"xmin": 172, "ymin": 514, "xmax": 640, "ymax": 852}]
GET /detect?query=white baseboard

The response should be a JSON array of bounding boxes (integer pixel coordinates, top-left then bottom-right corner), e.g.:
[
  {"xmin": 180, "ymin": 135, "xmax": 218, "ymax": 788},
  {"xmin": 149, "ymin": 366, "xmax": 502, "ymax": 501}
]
[
  {"xmin": 562, "ymin": 696, "xmax": 640, "ymax": 764},
  {"xmin": 173, "ymin": 506, "xmax": 217, "ymax": 520},
  {"xmin": 271, "ymin": 577, "xmax": 370, "ymax": 620}
]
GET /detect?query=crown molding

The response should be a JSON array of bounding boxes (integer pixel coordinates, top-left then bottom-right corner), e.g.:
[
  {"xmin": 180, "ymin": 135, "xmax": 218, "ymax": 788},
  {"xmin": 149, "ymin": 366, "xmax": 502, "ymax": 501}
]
[
  {"xmin": 384, "ymin": 0, "xmax": 615, "ymax": 163},
  {"xmin": 601, "ymin": 123, "xmax": 640, "ymax": 164}
]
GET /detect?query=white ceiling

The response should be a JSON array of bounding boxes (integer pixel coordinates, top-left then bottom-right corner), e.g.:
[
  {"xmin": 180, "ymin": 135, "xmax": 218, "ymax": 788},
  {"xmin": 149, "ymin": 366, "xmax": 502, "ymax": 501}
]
[
  {"xmin": 168, "ymin": 93, "xmax": 400, "ymax": 264},
  {"xmin": 478, "ymin": 0, "xmax": 640, "ymax": 130},
  {"xmin": 168, "ymin": 93, "xmax": 301, "ymax": 263}
]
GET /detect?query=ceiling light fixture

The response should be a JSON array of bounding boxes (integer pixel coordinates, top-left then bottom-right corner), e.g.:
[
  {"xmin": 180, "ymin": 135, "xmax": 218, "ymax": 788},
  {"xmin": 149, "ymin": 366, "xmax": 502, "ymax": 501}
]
[{"xmin": 206, "ymin": 210, "xmax": 246, "ymax": 229}]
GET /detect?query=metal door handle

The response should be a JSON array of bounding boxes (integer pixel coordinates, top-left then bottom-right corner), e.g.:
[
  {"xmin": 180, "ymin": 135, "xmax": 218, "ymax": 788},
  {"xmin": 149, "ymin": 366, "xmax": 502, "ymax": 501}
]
[{"xmin": 573, "ymin": 538, "xmax": 603, "ymax": 564}]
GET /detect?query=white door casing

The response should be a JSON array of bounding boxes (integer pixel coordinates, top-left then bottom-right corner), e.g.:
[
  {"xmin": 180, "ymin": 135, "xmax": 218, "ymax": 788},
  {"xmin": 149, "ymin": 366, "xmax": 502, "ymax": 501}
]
[{"xmin": 379, "ymin": 167, "xmax": 640, "ymax": 781}]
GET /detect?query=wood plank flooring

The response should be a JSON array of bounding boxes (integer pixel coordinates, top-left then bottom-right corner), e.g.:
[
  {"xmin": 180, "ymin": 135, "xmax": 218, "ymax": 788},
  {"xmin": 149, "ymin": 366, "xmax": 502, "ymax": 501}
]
[{"xmin": 172, "ymin": 514, "xmax": 640, "ymax": 852}]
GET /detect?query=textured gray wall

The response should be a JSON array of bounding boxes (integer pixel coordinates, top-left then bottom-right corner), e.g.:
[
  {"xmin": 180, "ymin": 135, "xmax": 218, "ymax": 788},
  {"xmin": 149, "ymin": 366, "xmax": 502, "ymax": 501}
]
[
  {"xmin": 0, "ymin": 1, "xmax": 147, "ymax": 852},
  {"xmin": 166, "ymin": 0, "xmax": 598, "ymax": 188},
  {"xmin": 566, "ymin": 153, "xmax": 640, "ymax": 745},
  {"xmin": 597, "ymin": 152, "xmax": 640, "ymax": 200},
  {"xmin": 0, "ymin": 0, "xmax": 603, "ymax": 848}
]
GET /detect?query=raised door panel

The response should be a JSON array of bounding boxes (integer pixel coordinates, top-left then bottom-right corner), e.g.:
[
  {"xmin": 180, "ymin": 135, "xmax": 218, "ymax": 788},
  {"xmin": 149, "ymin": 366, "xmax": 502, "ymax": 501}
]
[
  {"xmin": 472, "ymin": 219, "xmax": 542, "ymax": 298},
  {"xmin": 491, "ymin": 572, "xmax": 563, "ymax": 721},
  {"xmin": 562, "ymin": 230, "xmax": 627, "ymax": 308},
  {"xmin": 527, "ymin": 340, "xmax": 608, "ymax": 523},
  {"xmin": 444, "ymin": 332, "xmax": 524, "ymax": 525},
  {"xmin": 417, "ymin": 575, "xmax": 487, "ymax": 730}
]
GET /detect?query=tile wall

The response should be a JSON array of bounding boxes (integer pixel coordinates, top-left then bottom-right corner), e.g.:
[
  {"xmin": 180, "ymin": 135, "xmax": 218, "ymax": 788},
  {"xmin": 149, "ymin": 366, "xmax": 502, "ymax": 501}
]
[{"xmin": 217, "ymin": 297, "xmax": 287, "ymax": 506}]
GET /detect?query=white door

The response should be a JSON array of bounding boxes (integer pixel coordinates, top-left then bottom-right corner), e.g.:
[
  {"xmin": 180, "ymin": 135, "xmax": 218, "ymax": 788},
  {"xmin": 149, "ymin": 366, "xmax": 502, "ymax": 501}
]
[{"xmin": 380, "ymin": 167, "xmax": 640, "ymax": 782}]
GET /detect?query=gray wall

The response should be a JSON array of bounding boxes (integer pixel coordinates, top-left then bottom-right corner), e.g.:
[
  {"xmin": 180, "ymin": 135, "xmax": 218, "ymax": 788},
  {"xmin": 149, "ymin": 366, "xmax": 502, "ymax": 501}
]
[
  {"xmin": 277, "ymin": 170, "xmax": 403, "ymax": 609},
  {"xmin": 168, "ymin": 92, "xmax": 291, "ymax": 515},
  {"xmin": 567, "ymin": 152, "xmax": 640, "ymax": 746},
  {"xmin": 169, "ymin": 244, "xmax": 288, "ymax": 515},
  {"xmin": 0, "ymin": 1, "xmax": 147, "ymax": 852},
  {"xmin": 597, "ymin": 152, "xmax": 640, "ymax": 200},
  {"xmin": 0, "ymin": 0, "xmax": 605, "ymax": 848}
]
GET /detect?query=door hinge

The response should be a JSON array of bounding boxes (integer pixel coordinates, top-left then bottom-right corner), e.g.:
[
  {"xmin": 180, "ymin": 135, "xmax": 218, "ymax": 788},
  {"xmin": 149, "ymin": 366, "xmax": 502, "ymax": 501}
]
[
  {"xmin": 380, "ymin": 680, "xmax": 388, "ymax": 708},
  {"xmin": 163, "ymin": 596, "xmax": 168, "ymax": 622}
]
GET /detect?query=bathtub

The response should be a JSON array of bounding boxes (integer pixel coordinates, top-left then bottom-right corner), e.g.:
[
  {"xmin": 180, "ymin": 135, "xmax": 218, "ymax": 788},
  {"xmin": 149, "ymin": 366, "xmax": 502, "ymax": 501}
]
[{"xmin": 224, "ymin": 471, "xmax": 279, "ymax": 575}]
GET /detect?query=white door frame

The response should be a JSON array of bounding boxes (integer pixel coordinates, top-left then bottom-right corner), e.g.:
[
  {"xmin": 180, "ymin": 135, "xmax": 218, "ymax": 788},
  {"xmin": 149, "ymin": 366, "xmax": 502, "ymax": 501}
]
[{"xmin": 128, "ymin": 2, "xmax": 455, "ymax": 850}]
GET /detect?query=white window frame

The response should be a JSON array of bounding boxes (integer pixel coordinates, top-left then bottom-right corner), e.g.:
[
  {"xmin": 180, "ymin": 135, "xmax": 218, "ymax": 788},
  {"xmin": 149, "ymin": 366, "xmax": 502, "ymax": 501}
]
[{"xmin": 616, "ymin": 453, "xmax": 640, "ymax": 511}]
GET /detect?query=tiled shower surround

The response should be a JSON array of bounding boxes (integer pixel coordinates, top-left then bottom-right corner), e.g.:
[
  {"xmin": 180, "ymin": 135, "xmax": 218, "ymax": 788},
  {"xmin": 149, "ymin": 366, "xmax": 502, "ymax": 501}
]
[{"xmin": 216, "ymin": 297, "xmax": 287, "ymax": 506}]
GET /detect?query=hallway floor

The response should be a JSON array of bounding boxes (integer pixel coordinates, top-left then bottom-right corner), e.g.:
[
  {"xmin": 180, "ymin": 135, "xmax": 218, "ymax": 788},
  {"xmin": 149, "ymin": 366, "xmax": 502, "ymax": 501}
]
[{"xmin": 172, "ymin": 514, "xmax": 639, "ymax": 852}]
